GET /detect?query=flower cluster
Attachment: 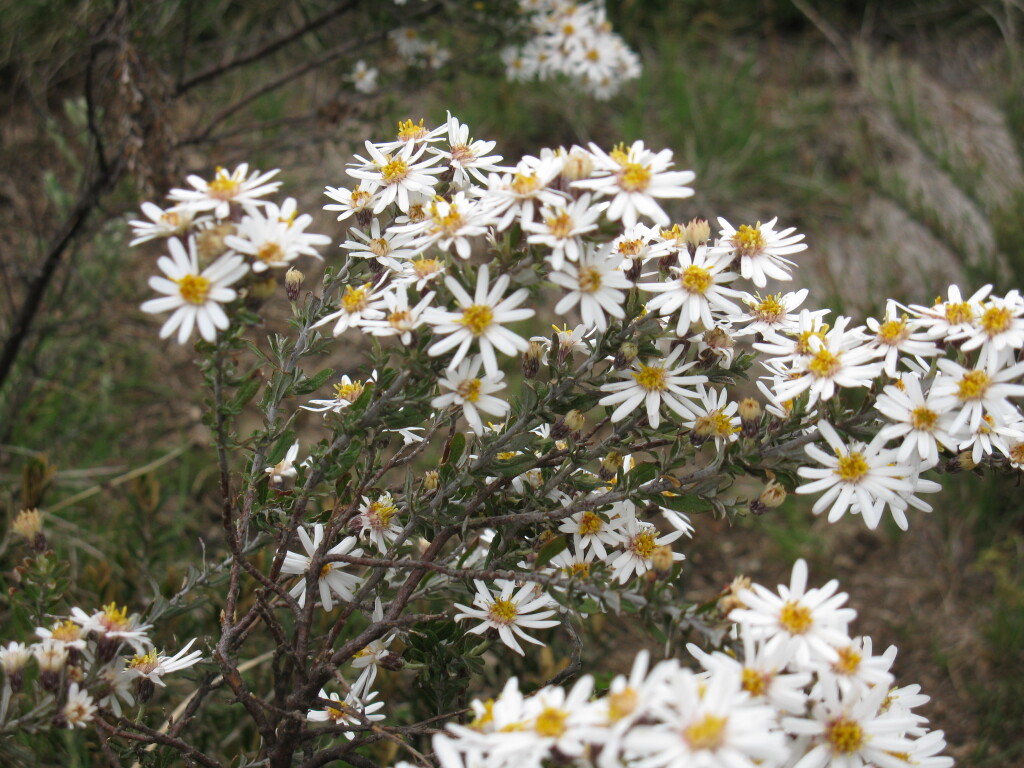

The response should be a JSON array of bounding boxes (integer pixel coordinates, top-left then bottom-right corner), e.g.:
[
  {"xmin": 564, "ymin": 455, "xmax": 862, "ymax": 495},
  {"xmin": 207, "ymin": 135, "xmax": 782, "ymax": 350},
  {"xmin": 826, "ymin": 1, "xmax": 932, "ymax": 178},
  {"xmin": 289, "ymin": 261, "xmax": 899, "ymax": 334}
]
[
  {"xmin": 0, "ymin": 603, "xmax": 200, "ymax": 729},
  {"xmin": 421, "ymin": 560, "xmax": 951, "ymax": 768}
]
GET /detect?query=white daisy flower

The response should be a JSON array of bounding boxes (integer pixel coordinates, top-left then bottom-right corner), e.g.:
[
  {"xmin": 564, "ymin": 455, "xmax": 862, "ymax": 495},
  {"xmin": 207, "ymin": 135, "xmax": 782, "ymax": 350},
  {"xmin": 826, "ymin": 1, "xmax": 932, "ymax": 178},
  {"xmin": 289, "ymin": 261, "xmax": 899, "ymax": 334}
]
[
  {"xmin": 62, "ymin": 683, "xmax": 97, "ymax": 729},
  {"xmin": 129, "ymin": 202, "xmax": 200, "ymax": 246},
  {"xmin": 906, "ymin": 283, "xmax": 992, "ymax": 340},
  {"xmin": 281, "ymin": 524, "xmax": 363, "ymax": 612},
  {"xmin": 265, "ymin": 441, "xmax": 300, "ymax": 486},
  {"xmin": 168, "ymin": 163, "xmax": 281, "ymax": 220},
  {"xmin": 224, "ymin": 197, "xmax": 330, "ymax": 273},
  {"xmin": 307, "ymin": 679, "xmax": 386, "ymax": 739},
  {"xmin": 865, "ymin": 300, "xmax": 939, "ymax": 377},
  {"xmin": 557, "ymin": 502, "xmax": 628, "ymax": 561},
  {"xmin": 929, "ymin": 357, "xmax": 1024, "ymax": 434},
  {"xmin": 681, "ymin": 384, "xmax": 741, "ymax": 451},
  {"xmin": 608, "ymin": 511, "xmax": 685, "ymax": 584},
  {"xmin": 313, "ymin": 280, "xmax": 387, "ymax": 336},
  {"xmin": 523, "ymin": 193, "xmax": 606, "ymax": 270},
  {"xmin": 430, "ymin": 111, "xmax": 504, "ymax": 188},
  {"xmin": 140, "ymin": 236, "xmax": 249, "ymax": 344},
  {"xmin": 485, "ymin": 155, "xmax": 568, "ymax": 231},
  {"xmin": 302, "ymin": 374, "xmax": 373, "ymax": 414},
  {"xmin": 425, "ymin": 264, "xmax": 535, "ymax": 376},
  {"xmin": 712, "ymin": 216, "xmax": 807, "ymax": 287},
  {"xmin": 324, "ymin": 183, "xmax": 377, "ymax": 223},
  {"xmin": 126, "ymin": 638, "xmax": 203, "ymax": 688},
  {"xmin": 874, "ymin": 374, "xmax": 958, "ymax": 465},
  {"xmin": 640, "ymin": 244, "xmax": 743, "ymax": 336},
  {"xmin": 349, "ymin": 59, "xmax": 378, "ymax": 94},
  {"xmin": 340, "ymin": 217, "xmax": 420, "ymax": 270},
  {"xmin": 346, "ymin": 139, "xmax": 444, "ymax": 214},
  {"xmin": 549, "ymin": 244, "xmax": 632, "ymax": 332},
  {"xmin": 431, "ymin": 355, "xmax": 510, "ymax": 435},
  {"xmin": 954, "ymin": 290, "xmax": 1024, "ymax": 367},
  {"xmin": 355, "ymin": 492, "xmax": 402, "ymax": 554},
  {"xmin": 69, "ymin": 603, "xmax": 153, "ymax": 655},
  {"xmin": 398, "ymin": 192, "xmax": 494, "ymax": 260},
  {"xmin": 599, "ymin": 346, "xmax": 707, "ymax": 429},
  {"xmin": 733, "ymin": 288, "xmax": 816, "ymax": 337},
  {"xmin": 453, "ymin": 579, "xmax": 560, "ymax": 656},
  {"xmin": 363, "ymin": 284, "xmax": 435, "ymax": 345}
]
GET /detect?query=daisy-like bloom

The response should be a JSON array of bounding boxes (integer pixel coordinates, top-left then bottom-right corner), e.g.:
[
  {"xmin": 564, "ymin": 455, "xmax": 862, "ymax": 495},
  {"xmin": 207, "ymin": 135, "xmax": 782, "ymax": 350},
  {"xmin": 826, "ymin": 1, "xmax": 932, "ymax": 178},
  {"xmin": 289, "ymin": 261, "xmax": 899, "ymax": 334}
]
[
  {"xmin": 340, "ymin": 217, "xmax": 420, "ymax": 270},
  {"xmin": 557, "ymin": 502, "xmax": 628, "ymax": 560},
  {"xmin": 531, "ymin": 323, "xmax": 594, "ymax": 365},
  {"xmin": 641, "ymin": 245, "xmax": 743, "ymax": 336},
  {"xmin": 265, "ymin": 441, "xmax": 300, "ymax": 486},
  {"xmin": 929, "ymin": 357, "xmax": 1024, "ymax": 434},
  {"xmin": 454, "ymin": 580, "xmax": 560, "ymax": 656},
  {"xmin": 729, "ymin": 558, "xmax": 857, "ymax": 666},
  {"xmin": 624, "ymin": 665, "xmax": 787, "ymax": 768},
  {"xmin": 599, "ymin": 346, "xmax": 708, "ymax": 429},
  {"xmin": 485, "ymin": 155, "xmax": 567, "ymax": 231},
  {"xmin": 431, "ymin": 355, "xmax": 510, "ymax": 435},
  {"xmin": 96, "ymin": 657, "xmax": 136, "ymax": 717},
  {"xmin": 516, "ymin": 677, "xmax": 602, "ymax": 760},
  {"xmin": 573, "ymin": 140, "xmax": 695, "ymax": 228},
  {"xmin": 307, "ymin": 681, "xmax": 386, "ymax": 739},
  {"xmin": 140, "ymin": 236, "xmax": 249, "ymax": 344},
  {"xmin": 380, "ymin": 118, "xmax": 449, "ymax": 152},
  {"xmin": 425, "ymin": 264, "xmax": 535, "ymax": 376},
  {"xmin": 809, "ymin": 636, "xmax": 896, "ymax": 700},
  {"xmin": 349, "ymin": 59, "xmax": 378, "ymax": 93},
  {"xmin": 224, "ymin": 198, "xmax": 330, "ymax": 273},
  {"xmin": 302, "ymin": 374, "xmax": 373, "ymax": 414},
  {"xmin": 324, "ymin": 183, "xmax": 377, "ymax": 224},
  {"xmin": 396, "ymin": 253, "xmax": 447, "ymax": 291},
  {"xmin": 874, "ymin": 374, "xmax": 957, "ymax": 465},
  {"xmin": 126, "ymin": 638, "xmax": 203, "ymax": 689},
  {"xmin": 0, "ymin": 641, "xmax": 32, "ymax": 687},
  {"xmin": 168, "ymin": 163, "xmax": 281, "ymax": 220},
  {"xmin": 609, "ymin": 512, "xmax": 685, "ymax": 584},
  {"xmin": 770, "ymin": 317, "xmax": 883, "ymax": 408},
  {"xmin": 782, "ymin": 682, "xmax": 919, "ymax": 768},
  {"xmin": 610, "ymin": 223, "xmax": 672, "ymax": 273},
  {"xmin": 906, "ymin": 283, "xmax": 992, "ymax": 340},
  {"xmin": 711, "ymin": 216, "xmax": 807, "ymax": 287},
  {"xmin": 363, "ymin": 284, "xmax": 435, "ymax": 345},
  {"xmin": 682, "ymin": 384, "xmax": 741, "ymax": 451},
  {"xmin": 732, "ymin": 289, "xmax": 814, "ymax": 337},
  {"xmin": 314, "ymin": 279, "xmax": 387, "ymax": 336},
  {"xmin": 796, "ymin": 421, "xmax": 915, "ymax": 528},
  {"xmin": 865, "ymin": 300, "xmax": 939, "ymax": 377},
  {"xmin": 346, "ymin": 139, "xmax": 444, "ymax": 214},
  {"xmin": 549, "ymin": 244, "xmax": 632, "ymax": 332},
  {"xmin": 69, "ymin": 603, "xmax": 153, "ymax": 656},
  {"xmin": 355, "ymin": 492, "xmax": 402, "ymax": 553},
  {"xmin": 351, "ymin": 599, "xmax": 397, "ymax": 690},
  {"xmin": 954, "ymin": 290, "xmax": 1024, "ymax": 367},
  {"xmin": 430, "ymin": 111, "xmax": 504, "ymax": 188},
  {"xmin": 754, "ymin": 307, "xmax": 833, "ymax": 362},
  {"xmin": 281, "ymin": 524, "xmax": 363, "ymax": 611},
  {"xmin": 523, "ymin": 193, "xmax": 606, "ymax": 270},
  {"xmin": 398, "ymin": 192, "xmax": 494, "ymax": 260},
  {"xmin": 129, "ymin": 202, "xmax": 200, "ymax": 246},
  {"xmin": 62, "ymin": 683, "xmax": 97, "ymax": 729},
  {"xmin": 35, "ymin": 619, "xmax": 88, "ymax": 652}
]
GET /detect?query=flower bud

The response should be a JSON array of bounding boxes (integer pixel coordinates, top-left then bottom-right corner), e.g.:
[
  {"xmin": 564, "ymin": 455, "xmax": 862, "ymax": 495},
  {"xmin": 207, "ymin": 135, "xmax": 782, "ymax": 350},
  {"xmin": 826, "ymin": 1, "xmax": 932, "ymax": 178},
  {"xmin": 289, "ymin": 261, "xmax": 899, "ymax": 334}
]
[
  {"xmin": 245, "ymin": 275, "xmax": 277, "ymax": 308},
  {"xmin": 285, "ymin": 267, "xmax": 303, "ymax": 302},
  {"xmin": 422, "ymin": 469, "xmax": 440, "ymax": 491},
  {"xmin": 196, "ymin": 223, "xmax": 236, "ymax": 264},
  {"xmin": 719, "ymin": 575, "xmax": 751, "ymax": 615},
  {"xmin": 34, "ymin": 638, "xmax": 68, "ymax": 691},
  {"xmin": 945, "ymin": 451, "xmax": 977, "ymax": 473},
  {"xmin": 0, "ymin": 642, "xmax": 31, "ymax": 692},
  {"xmin": 750, "ymin": 477, "xmax": 786, "ymax": 515},
  {"xmin": 12, "ymin": 508, "xmax": 46, "ymax": 553},
  {"xmin": 561, "ymin": 146, "xmax": 594, "ymax": 181},
  {"xmin": 552, "ymin": 409, "xmax": 585, "ymax": 440},
  {"xmin": 684, "ymin": 218, "xmax": 711, "ymax": 253},
  {"xmin": 522, "ymin": 340, "xmax": 545, "ymax": 379},
  {"xmin": 598, "ymin": 451, "xmax": 623, "ymax": 481},
  {"xmin": 738, "ymin": 398, "xmax": 762, "ymax": 438},
  {"xmin": 614, "ymin": 342, "xmax": 638, "ymax": 370},
  {"xmin": 651, "ymin": 545, "xmax": 676, "ymax": 579}
]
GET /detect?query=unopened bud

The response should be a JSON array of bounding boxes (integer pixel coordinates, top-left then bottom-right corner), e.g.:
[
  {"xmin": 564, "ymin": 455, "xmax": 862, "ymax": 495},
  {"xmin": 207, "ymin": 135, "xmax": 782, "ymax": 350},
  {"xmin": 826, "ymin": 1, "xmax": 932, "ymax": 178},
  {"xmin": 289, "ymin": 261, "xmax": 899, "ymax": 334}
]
[
  {"xmin": 561, "ymin": 146, "xmax": 594, "ymax": 181},
  {"xmin": 651, "ymin": 545, "xmax": 676, "ymax": 579},
  {"xmin": 598, "ymin": 451, "xmax": 623, "ymax": 481},
  {"xmin": 946, "ymin": 451, "xmax": 977, "ymax": 473},
  {"xmin": 684, "ymin": 218, "xmax": 711, "ymax": 253},
  {"xmin": 750, "ymin": 478, "xmax": 786, "ymax": 515},
  {"xmin": 552, "ymin": 409, "xmax": 585, "ymax": 440},
  {"xmin": 381, "ymin": 651, "xmax": 405, "ymax": 671},
  {"xmin": 738, "ymin": 398, "xmax": 763, "ymax": 438},
  {"xmin": 245, "ymin": 275, "xmax": 277, "ymax": 307},
  {"xmin": 12, "ymin": 508, "xmax": 46, "ymax": 553},
  {"xmin": 196, "ymin": 223, "xmax": 236, "ymax": 263},
  {"xmin": 522, "ymin": 340, "xmax": 545, "ymax": 379},
  {"xmin": 719, "ymin": 575, "xmax": 751, "ymax": 615},
  {"xmin": 422, "ymin": 469, "xmax": 440, "ymax": 491},
  {"xmin": 285, "ymin": 267, "xmax": 303, "ymax": 301},
  {"xmin": 614, "ymin": 342, "xmax": 638, "ymax": 370}
]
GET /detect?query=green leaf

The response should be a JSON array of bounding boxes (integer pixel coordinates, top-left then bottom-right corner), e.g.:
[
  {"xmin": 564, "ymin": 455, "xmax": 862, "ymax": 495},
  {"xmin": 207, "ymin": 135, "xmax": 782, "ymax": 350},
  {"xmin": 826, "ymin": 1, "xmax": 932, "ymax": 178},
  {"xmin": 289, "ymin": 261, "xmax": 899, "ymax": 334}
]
[
  {"xmin": 490, "ymin": 453, "xmax": 536, "ymax": 477},
  {"xmin": 624, "ymin": 462, "xmax": 659, "ymax": 489},
  {"xmin": 336, "ymin": 440, "xmax": 362, "ymax": 474},
  {"xmin": 229, "ymin": 375, "xmax": 262, "ymax": 412},
  {"xmin": 656, "ymin": 492, "xmax": 712, "ymax": 514},
  {"xmin": 383, "ymin": 406, "xmax": 431, "ymax": 430},
  {"xmin": 267, "ymin": 430, "xmax": 296, "ymax": 465},
  {"xmin": 534, "ymin": 536, "xmax": 567, "ymax": 569},
  {"xmin": 443, "ymin": 432, "xmax": 466, "ymax": 466},
  {"xmin": 294, "ymin": 367, "xmax": 334, "ymax": 395}
]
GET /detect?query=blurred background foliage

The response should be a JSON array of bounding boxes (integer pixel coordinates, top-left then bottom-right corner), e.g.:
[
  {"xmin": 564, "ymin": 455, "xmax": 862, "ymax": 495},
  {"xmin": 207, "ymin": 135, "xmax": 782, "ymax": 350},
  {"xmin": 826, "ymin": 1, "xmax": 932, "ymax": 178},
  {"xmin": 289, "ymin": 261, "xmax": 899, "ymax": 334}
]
[{"xmin": 2, "ymin": 0, "xmax": 1023, "ymax": 764}]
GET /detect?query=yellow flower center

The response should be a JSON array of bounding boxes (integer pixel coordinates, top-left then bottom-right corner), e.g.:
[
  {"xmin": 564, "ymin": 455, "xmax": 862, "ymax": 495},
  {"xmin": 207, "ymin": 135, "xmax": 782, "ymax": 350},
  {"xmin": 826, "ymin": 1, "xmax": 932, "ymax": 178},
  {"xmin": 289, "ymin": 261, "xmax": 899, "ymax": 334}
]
[
  {"xmin": 51, "ymin": 620, "xmax": 82, "ymax": 643},
  {"xmin": 510, "ymin": 172, "xmax": 540, "ymax": 196},
  {"xmin": 450, "ymin": 144, "xmax": 474, "ymax": 163},
  {"xmin": 472, "ymin": 699, "xmax": 495, "ymax": 730},
  {"xmin": 795, "ymin": 327, "xmax": 829, "ymax": 356},
  {"xmin": 944, "ymin": 301, "xmax": 973, "ymax": 325},
  {"xmin": 578, "ymin": 511, "xmax": 603, "ymax": 536},
  {"xmin": 351, "ymin": 185, "xmax": 372, "ymax": 207},
  {"xmin": 534, "ymin": 707, "xmax": 569, "ymax": 738},
  {"xmin": 129, "ymin": 649, "xmax": 159, "ymax": 674},
  {"xmin": 732, "ymin": 224, "xmax": 766, "ymax": 256},
  {"xmin": 779, "ymin": 600, "xmax": 813, "ymax": 634},
  {"xmin": 333, "ymin": 380, "xmax": 364, "ymax": 401},
  {"xmin": 564, "ymin": 562, "xmax": 591, "ymax": 578},
  {"xmin": 694, "ymin": 411, "xmax": 739, "ymax": 439},
  {"xmin": 545, "ymin": 211, "xmax": 574, "ymax": 238},
  {"xmin": 388, "ymin": 309, "xmax": 411, "ymax": 329},
  {"xmin": 910, "ymin": 406, "xmax": 938, "ymax": 431},
  {"xmin": 957, "ymin": 370, "xmax": 990, "ymax": 401},
  {"xmin": 396, "ymin": 118, "xmax": 427, "ymax": 142},
  {"xmin": 618, "ymin": 162, "xmax": 652, "ymax": 192},
  {"xmin": 457, "ymin": 378, "xmax": 482, "ymax": 403},
  {"xmin": 319, "ymin": 563, "xmax": 333, "ymax": 578},
  {"xmin": 341, "ymin": 284, "xmax": 371, "ymax": 313},
  {"xmin": 981, "ymin": 305, "xmax": 1012, "ymax": 336},
  {"xmin": 161, "ymin": 211, "xmax": 181, "ymax": 228},
  {"xmin": 380, "ymin": 157, "xmax": 409, "ymax": 184},
  {"xmin": 1009, "ymin": 442, "xmax": 1024, "ymax": 465},
  {"xmin": 207, "ymin": 167, "xmax": 239, "ymax": 200},
  {"xmin": 741, "ymin": 667, "xmax": 769, "ymax": 697},
  {"xmin": 632, "ymin": 364, "xmax": 667, "ymax": 391},
  {"xmin": 367, "ymin": 499, "xmax": 397, "ymax": 529},
  {"xmin": 826, "ymin": 716, "xmax": 865, "ymax": 754},
  {"xmin": 578, "ymin": 267, "xmax": 603, "ymax": 293},
  {"xmin": 617, "ymin": 238, "xmax": 643, "ymax": 256},
  {"xmin": 487, "ymin": 597, "xmax": 518, "ymax": 624},
  {"xmin": 629, "ymin": 530, "xmax": 657, "ymax": 560},
  {"xmin": 460, "ymin": 304, "xmax": 494, "ymax": 336},
  {"xmin": 754, "ymin": 294, "xmax": 785, "ymax": 323},
  {"xmin": 607, "ymin": 687, "xmax": 637, "ymax": 721},
  {"xmin": 836, "ymin": 451, "xmax": 870, "ymax": 482},
  {"xmin": 431, "ymin": 203, "xmax": 465, "ymax": 234},
  {"xmin": 877, "ymin": 317, "xmax": 908, "ymax": 345},
  {"xmin": 834, "ymin": 646, "xmax": 862, "ymax": 675},
  {"xmin": 680, "ymin": 265, "xmax": 713, "ymax": 294},
  {"xmin": 257, "ymin": 242, "xmax": 284, "ymax": 263},
  {"xmin": 684, "ymin": 714, "xmax": 728, "ymax": 751},
  {"xmin": 412, "ymin": 256, "xmax": 441, "ymax": 279},
  {"xmin": 808, "ymin": 348, "xmax": 841, "ymax": 378},
  {"xmin": 176, "ymin": 274, "xmax": 211, "ymax": 305},
  {"xmin": 370, "ymin": 237, "xmax": 390, "ymax": 257}
]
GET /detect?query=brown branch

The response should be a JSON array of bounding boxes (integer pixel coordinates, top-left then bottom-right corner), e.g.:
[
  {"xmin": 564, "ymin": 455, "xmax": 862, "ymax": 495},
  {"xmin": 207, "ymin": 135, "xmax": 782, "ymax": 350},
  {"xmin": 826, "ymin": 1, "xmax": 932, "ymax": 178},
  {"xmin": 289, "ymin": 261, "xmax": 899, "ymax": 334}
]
[{"xmin": 96, "ymin": 714, "xmax": 225, "ymax": 768}]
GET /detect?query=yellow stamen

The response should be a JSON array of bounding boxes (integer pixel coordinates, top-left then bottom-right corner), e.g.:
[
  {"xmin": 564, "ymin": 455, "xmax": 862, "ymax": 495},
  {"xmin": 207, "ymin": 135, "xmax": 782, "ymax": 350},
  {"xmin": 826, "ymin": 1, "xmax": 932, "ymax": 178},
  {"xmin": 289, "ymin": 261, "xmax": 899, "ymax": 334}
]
[
  {"xmin": 460, "ymin": 305, "xmax": 494, "ymax": 336},
  {"xmin": 826, "ymin": 716, "xmax": 865, "ymax": 754},
  {"xmin": 578, "ymin": 267, "xmax": 603, "ymax": 293},
  {"xmin": 457, "ymin": 378, "xmax": 482, "ymax": 403},
  {"xmin": 957, "ymin": 370, "xmax": 990, "ymax": 401},
  {"xmin": 779, "ymin": 600, "xmax": 813, "ymax": 634},
  {"xmin": 732, "ymin": 224, "xmax": 766, "ymax": 256},
  {"xmin": 176, "ymin": 274, "xmax": 211, "ymax": 305},
  {"xmin": 680, "ymin": 265, "xmax": 713, "ymax": 294},
  {"xmin": 836, "ymin": 451, "xmax": 870, "ymax": 482},
  {"xmin": 629, "ymin": 530, "xmax": 657, "ymax": 560},
  {"xmin": 684, "ymin": 714, "xmax": 728, "ymax": 751},
  {"xmin": 534, "ymin": 707, "xmax": 568, "ymax": 738},
  {"xmin": 487, "ymin": 598, "xmax": 517, "ymax": 624},
  {"xmin": 632, "ymin": 364, "xmax": 667, "ymax": 391}
]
